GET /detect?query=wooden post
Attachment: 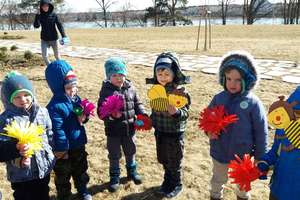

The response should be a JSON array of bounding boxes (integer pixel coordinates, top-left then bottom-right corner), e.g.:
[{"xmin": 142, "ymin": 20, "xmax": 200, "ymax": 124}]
[
  {"xmin": 204, "ymin": 9, "xmax": 208, "ymax": 51},
  {"xmin": 208, "ymin": 10, "xmax": 212, "ymax": 49},
  {"xmin": 196, "ymin": 13, "xmax": 201, "ymax": 50}
]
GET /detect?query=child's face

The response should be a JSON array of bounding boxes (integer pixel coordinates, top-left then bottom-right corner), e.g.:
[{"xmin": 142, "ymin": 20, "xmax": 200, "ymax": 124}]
[
  {"xmin": 41, "ymin": 4, "xmax": 49, "ymax": 12},
  {"xmin": 225, "ymin": 69, "xmax": 242, "ymax": 94},
  {"xmin": 156, "ymin": 69, "xmax": 174, "ymax": 86},
  {"xmin": 110, "ymin": 74, "xmax": 125, "ymax": 88},
  {"xmin": 64, "ymin": 83, "xmax": 78, "ymax": 98},
  {"xmin": 12, "ymin": 91, "xmax": 33, "ymax": 110}
]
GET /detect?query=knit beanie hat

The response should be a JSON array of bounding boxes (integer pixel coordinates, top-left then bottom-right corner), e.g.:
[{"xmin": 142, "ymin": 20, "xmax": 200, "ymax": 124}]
[
  {"xmin": 64, "ymin": 70, "xmax": 77, "ymax": 86},
  {"xmin": 219, "ymin": 50, "xmax": 258, "ymax": 94},
  {"xmin": 146, "ymin": 52, "xmax": 191, "ymax": 85},
  {"xmin": 155, "ymin": 57, "xmax": 175, "ymax": 77},
  {"xmin": 104, "ymin": 57, "xmax": 127, "ymax": 79},
  {"xmin": 1, "ymin": 71, "xmax": 34, "ymax": 104}
]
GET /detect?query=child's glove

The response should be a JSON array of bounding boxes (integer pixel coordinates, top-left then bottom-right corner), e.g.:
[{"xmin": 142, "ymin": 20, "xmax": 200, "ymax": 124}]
[
  {"xmin": 59, "ymin": 37, "xmax": 70, "ymax": 45},
  {"xmin": 257, "ymin": 161, "xmax": 269, "ymax": 180}
]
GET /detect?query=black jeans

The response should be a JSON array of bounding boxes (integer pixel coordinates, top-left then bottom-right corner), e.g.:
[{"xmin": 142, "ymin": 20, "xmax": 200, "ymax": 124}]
[
  {"xmin": 54, "ymin": 146, "xmax": 89, "ymax": 199},
  {"xmin": 11, "ymin": 175, "xmax": 50, "ymax": 200}
]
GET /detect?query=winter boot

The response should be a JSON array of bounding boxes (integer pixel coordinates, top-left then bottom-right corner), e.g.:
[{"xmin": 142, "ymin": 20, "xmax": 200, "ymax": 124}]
[
  {"xmin": 126, "ymin": 163, "xmax": 142, "ymax": 185},
  {"xmin": 108, "ymin": 168, "xmax": 120, "ymax": 192},
  {"xmin": 78, "ymin": 185, "xmax": 92, "ymax": 200}
]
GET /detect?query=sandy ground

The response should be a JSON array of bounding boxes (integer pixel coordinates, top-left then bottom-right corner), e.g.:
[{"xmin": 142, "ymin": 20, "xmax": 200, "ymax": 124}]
[{"xmin": 0, "ymin": 55, "xmax": 297, "ymax": 200}]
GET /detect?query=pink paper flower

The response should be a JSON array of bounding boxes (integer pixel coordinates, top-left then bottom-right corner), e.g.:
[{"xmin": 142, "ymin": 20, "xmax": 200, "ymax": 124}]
[{"xmin": 99, "ymin": 94, "xmax": 124, "ymax": 119}]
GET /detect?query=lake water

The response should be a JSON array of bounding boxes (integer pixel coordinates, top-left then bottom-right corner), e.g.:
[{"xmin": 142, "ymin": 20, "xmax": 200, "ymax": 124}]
[{"xmin": 64, "ymin": 17, "xmax": 284, "ymax": 29}]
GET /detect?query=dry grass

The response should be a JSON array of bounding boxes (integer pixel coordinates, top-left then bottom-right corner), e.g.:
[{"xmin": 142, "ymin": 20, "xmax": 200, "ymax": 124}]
[
  {"xmin": 3, "ymin": 25, "xmax": 300, "ymax": 61},
  {"xmin": 0, "ymin": 51, "xmax": 297, "ymax": 199}
]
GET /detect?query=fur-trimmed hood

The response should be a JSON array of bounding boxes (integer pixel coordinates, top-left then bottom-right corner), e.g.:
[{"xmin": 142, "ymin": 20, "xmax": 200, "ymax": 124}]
[{"xmin": 218, "ymin": 50, "xmax": 258, "ymax": 93}]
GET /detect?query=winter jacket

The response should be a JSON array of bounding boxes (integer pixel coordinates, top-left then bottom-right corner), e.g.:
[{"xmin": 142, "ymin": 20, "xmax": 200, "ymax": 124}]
[
  {"xmin": 97, "ymin": 80, "xmax": 145, "ymax": 137},
  {"xmin": 151, "ymin": 83, "xmax": 190, "ymax": 137},
  {"xmin": 45, "ymin": 60, "xmax": 87, "ymax": 151},
  {"xmin": 259, "ymin": 87, "xmax": 300, "ymax": 200},
  {"xmin": 0, "ymin": 103, "xmax": 55, "ymax": 183},
  {"xmin": 209, "ymin": 91, "xmax": 268, "ymax": 163},
  {"xmin": 33, "ymin": 0, "xmax": 66, "ymax": 41}
]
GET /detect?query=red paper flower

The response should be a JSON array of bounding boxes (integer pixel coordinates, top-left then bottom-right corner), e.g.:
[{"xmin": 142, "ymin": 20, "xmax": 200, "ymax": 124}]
[
  {"xmin": 198, "ymin": 105, "xmax": 238, "ymax": 139},
  {"xmin": 134, "ymin": 114, "xmax": 152, "ymax": 131},
  {"xmin": 228, "ymin": 154, "xmax": 262, "ymax": 192},
  {"xmin": 99, "ymin": 94, "xmax": 124, "ymax": 119}
]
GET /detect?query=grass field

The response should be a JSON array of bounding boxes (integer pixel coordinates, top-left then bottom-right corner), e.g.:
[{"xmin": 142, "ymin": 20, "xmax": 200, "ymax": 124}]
[
  {"xmin": 5, "ymin": 25, "xmax": 300, "ymax": 61},
  {"xmin": 0, "ymin": 26, "xmax": 299, "ymax": 200}
]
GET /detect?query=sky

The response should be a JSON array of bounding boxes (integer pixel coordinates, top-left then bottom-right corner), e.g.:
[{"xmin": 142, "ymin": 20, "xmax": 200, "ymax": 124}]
[
  {"xmin": 65, "ymin": 0, "xmax": 209, "ymax": 12},
  {"xmin": 65, "ymin": 0, "xmax": 281, "ymax": 12}
]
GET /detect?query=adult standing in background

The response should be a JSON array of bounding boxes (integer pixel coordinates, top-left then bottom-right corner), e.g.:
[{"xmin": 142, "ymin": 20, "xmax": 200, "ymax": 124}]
[{"xmin": 33, "ymin": 0, "xmax": 68, "ymax": 66}]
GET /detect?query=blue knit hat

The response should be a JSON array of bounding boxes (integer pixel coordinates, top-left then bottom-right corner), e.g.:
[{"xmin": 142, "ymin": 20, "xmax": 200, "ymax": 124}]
[
  {"xmin": 219, "ymin": 50, "xmax": 258, "ymax": 94},
  {"xmin": 104, "ymin": 57, "xmax": 127, "ymax": 79},
  {"xmin": 1, "ymin": 71, "xmax": 34, "ymax": 104}
]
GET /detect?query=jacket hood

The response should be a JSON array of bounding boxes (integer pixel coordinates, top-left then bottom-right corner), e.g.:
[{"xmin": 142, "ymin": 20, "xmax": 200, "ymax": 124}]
[
  {"xmin": 218, "ymin": 50, "xmax": 258, "ymax": 93},
  {"xmin": 45, "ymin": 60, "xmax": 74, "ymax": 96},
  {"xmin": 146, "ymin": 52, "xmax": 191, "ymax": 85},
  {"xmin": 40, "ymin": 0, "xmax": 54, "ymax": 14}
]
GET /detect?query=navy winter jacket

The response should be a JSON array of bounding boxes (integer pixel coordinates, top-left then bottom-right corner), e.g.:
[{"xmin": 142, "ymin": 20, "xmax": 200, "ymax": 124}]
[{"xmin": 209, "ymin": 91, "xmax": 268, "ymax": 163}]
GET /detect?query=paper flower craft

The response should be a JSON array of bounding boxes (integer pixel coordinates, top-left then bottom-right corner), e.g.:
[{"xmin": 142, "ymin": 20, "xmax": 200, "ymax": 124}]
[
  {"xmin": 228, "ymin": 154, "xmax": 262, "ymax": 192},
  {"xmin": 1, "ymin": 121, "xmax": 44, "ymax": 157},
  {"xmin": 99, "ymin": 94, "xmax": 124, "ymax": 119},
  {"xmin": 134, "ymin": 114, "xmax": 152, "ymax": 131},
  {"xmin": 198, "ymin": 105, "xmax": 238, "ymax": 139},
  {"xmin": 74, "ymin": 99, "xmax": 96, "ymax": 117}
]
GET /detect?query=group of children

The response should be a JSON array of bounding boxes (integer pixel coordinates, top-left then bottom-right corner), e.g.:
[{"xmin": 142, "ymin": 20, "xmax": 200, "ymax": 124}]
[{"xmin": 0, "ymin": 1, "xmax": 298, "ymax": 200}]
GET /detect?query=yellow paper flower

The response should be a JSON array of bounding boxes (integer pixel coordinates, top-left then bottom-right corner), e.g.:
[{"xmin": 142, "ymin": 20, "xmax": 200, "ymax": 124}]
[
  {"xmin": 168, "ymin": 94, "xmax": 188, "ymax": 109},
  {"xmin": 1, "ymin": 121, "xmax": 44, "ymax": 157}
]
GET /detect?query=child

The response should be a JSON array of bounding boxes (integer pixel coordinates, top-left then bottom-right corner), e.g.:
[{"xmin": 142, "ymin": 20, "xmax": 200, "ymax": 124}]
[
  {"xmin": 206, "ymin": 51, "xmax": 268, "ymax": 200},
  {"xmin": 257, "ymin": 87, "xmax": 300, "ymax": 200},
  {"xmin": 0, "ymin": 71, "xmax": 55, "ymax": 200},
  {"xmin": 45, "ymin": 60, "xmax": 92, "ymax": 200},
  {"xmin": 97, "ymin": 57, "xmax": 145, "ymax": 192},
  {"xmin": 146, "ymin": 52, "xmax": 191, "ymax": 198},
  {"xmin": 33, "ymin": 0, "xmax": 67, "ymax": 65}
]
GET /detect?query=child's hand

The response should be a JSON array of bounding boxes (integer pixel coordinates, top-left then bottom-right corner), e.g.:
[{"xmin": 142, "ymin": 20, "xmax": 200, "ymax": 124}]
[
  {"xmin": 167, "ymin": 105, "xmax": 178, "ymax": 115},
  {"xmin": 77, "ymin": 114, "xmax": 87, "ymax": 125},
  {"xmin": 54, "ymin": 151, "xmax": 68, "ymax": 159},
  {"xmin": 111, "ymin": 111, "xmax": 122, "ymax": 118},
  {"xmin": 16, "ymin": 143, "xmax": 30, "ymax": 157},
  {"xmin": 21, "ymin": 157, "xmax": 31, "ymax": 167}
]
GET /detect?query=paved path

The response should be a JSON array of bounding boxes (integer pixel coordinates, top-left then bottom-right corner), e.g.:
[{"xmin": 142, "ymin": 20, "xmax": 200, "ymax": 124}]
[{"xmin": 1, "ymin": 40, "xmax": 299, "ymax": 84}]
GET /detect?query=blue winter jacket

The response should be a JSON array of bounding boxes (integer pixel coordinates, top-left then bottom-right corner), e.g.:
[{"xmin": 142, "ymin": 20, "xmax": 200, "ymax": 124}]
[
  {"xmin": 259, "ymin": 87, "xmax": 300, "ymax": 200},
  {"xmin": 45, "ymin": 60, "xmax": 87, "ymax": 151},
  {"xmin": 209, "ymin": 91, "xmax": 268, "ymax": 163},
  {"xmin": 0, "ymin": 102, "xmax": 55, "ymax": 183}
]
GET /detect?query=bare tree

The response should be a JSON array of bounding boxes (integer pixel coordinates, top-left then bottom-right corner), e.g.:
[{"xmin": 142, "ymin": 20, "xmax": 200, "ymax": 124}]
[
  {"xmin": 165, "ymin": 0, "xmax": 188, "ymax": 26},
  {"xmin": 95, "ymin": 0, "xmax": 116, "ymax": 27},
  {"xmin": 219, "ymin": 0, "xmax": 234, "ymax": 25},
  {"xmin": 243, "ymin": 0, "xmax": 273, "ymax": 24},
  {"xmin": 283, "ymin": 0, "xmax": 300, "ymax": 24}
]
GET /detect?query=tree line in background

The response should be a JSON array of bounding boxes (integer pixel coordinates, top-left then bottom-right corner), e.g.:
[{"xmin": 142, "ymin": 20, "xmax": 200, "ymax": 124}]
[{"xmin": 0, "ymin": 0, "xmax": 299, "ymax": 30}]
